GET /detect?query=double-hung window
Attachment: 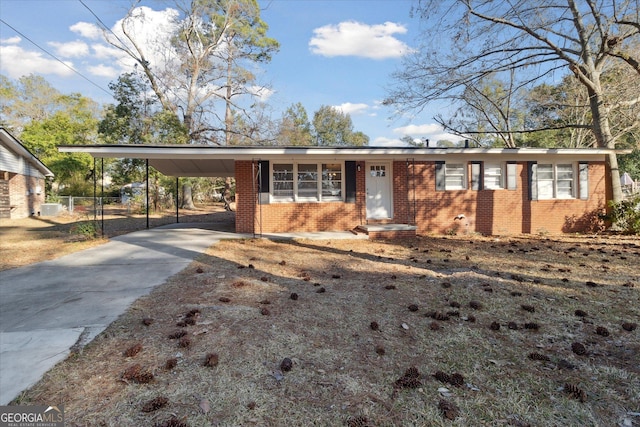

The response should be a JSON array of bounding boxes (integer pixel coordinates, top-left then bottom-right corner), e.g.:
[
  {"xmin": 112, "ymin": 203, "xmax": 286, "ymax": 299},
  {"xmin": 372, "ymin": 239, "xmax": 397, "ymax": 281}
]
[
  {"xmin": 321, "ymin": 163, "xmax": 342, "ymax": 200},
  {"xmin": 535, "ymin": 163, "xmax": 575, "ymax": 199},
  {"xmin": 297, "ymin": 164, "xmax": 318, "ymax": 200},
  {"xmin": 445, "ymin": 163, "xmax": 466, "ymax": 190},
  {"xmin": 484, "ymin": 162, "xmax": 504, "ymax": 189},
  {"xmin": 272, "ymin": 162, "xmax": 344, "ymax": 202},
  {"xmin": 273, "ymin": 163, "xmax": 294, "ymax": 200}
]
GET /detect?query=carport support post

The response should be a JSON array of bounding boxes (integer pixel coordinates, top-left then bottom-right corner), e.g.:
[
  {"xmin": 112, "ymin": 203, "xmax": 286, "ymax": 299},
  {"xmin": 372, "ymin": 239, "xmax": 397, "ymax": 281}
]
[
  {"xmin": 146, "ymin": 159, "xmax": 150, "ymax": 229},
  {"xmin": 93, "ymin": 157, "xmax": 97, "ymax": 237},
  {"xmin": 101, "ymin": 158, "xmax": 104, "ymax": 237},
  {"xmin": 176, "ymin": 177, "xmax": 179, "ymax": 223}
]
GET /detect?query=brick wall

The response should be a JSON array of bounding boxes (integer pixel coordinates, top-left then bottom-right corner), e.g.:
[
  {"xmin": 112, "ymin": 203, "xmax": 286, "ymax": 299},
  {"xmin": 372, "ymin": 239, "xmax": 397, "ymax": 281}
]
[
  {"xmin": 235, "ymin": 160, "xmax": 608, "ymax": 236},
  {"xmin": 5, "ymin": 172, "xmax": 46, "ymax": 219},
  {"xmin": 395, "ymin": 160, "xmax": 607, "ymax": 235},
  {"xmin": 235, "ymin": 160, "xmax": 366, "ymax": 234}
]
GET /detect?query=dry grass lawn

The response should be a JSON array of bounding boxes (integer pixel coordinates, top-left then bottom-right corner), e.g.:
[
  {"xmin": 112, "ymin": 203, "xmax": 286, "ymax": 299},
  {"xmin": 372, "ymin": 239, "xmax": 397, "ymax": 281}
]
[{"xmin": 3, "ymin": 214, "xmax": 640, "ymax": 426}]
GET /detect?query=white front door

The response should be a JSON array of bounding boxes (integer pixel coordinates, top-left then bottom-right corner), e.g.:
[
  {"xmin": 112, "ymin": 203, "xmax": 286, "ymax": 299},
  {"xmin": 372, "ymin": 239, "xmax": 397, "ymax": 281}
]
[{"xmin": 366, "ymin": 163, "xmax": 392, "ymax": 219}]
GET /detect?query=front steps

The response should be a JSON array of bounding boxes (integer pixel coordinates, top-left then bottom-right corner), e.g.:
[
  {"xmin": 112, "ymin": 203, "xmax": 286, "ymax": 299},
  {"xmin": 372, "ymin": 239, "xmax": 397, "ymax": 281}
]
[{"xmin": 355, "ymin": 224, "xmax": 417, "ymax": 239}]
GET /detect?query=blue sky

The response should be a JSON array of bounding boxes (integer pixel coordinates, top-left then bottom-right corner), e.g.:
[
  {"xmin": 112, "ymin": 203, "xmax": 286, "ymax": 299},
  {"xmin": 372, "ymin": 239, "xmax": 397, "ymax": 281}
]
[{"xmin": 0, "ymin": 0, "xmax": 460, "ymax": 146}]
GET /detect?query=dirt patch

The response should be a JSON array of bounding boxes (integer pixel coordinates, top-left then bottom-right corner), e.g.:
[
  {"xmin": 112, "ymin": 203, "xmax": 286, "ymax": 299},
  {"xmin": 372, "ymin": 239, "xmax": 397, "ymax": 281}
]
[{"xmin": 12, "ymin": 232, "xmax": 640, "ymax": 426}]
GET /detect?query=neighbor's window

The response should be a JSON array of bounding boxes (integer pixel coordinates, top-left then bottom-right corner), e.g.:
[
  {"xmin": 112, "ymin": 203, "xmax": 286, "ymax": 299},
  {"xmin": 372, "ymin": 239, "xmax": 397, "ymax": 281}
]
[
  {"xmin": 537, "ymin": 163, "xmax": 574, "ymax": 199},
  {"xmin": 322, "ymin": 163, "xmax": 342, "ymax": 199},
  {"xmin": 445, "ymin": 163, "xmax": 466, "ymax": 189},
  {"xmin": 273, "ymin": 163, "xmax": 294, "ymax": 200},
  {"xmin": 484, "ymin": 162, "xmax": 504, "ymax": 189}
]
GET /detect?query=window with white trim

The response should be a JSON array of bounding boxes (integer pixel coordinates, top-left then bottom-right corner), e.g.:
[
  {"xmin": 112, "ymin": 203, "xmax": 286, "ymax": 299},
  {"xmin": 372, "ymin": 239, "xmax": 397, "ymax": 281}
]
[
  {"xmin": 322, "ymin": 163, "xmax": 342, "ymax": 200},
  {"xmin": 272, "ymin": 162, "xmax": 344, "ymax": 202},
  {"xmin": 297, "ymin": 163, "xmax": 318, "ymax": 200},
  {"xmin": 484, "ymin": 162, "xmax": 504, "ymax": 189},
  {"xmin": 273, "ymin": 163, "xmax": 294, "ymax": 200},
  {"xmin": 445, "ymin": 163, "xmax": 466, "ymax": 189},
  {"xmin": 537, "ymin": 163, "xmax": 575, "ymax": 199}
]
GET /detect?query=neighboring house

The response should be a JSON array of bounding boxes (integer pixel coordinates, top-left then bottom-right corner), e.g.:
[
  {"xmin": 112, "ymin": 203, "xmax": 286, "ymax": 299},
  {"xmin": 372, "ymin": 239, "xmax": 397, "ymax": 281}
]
[
  {"xmin": 59, "ymin": 144, "xmax": 618, "ymax": 237},
  {"xmin": 0, "ymin": 128, "xmax": 54, "ymax": 219}
]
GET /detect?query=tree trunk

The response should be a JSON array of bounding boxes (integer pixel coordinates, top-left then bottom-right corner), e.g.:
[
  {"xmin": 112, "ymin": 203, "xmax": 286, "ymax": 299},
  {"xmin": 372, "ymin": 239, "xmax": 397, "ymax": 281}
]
[
  {"xmin": 181, "ymin": 184, "xmax": 196, "ymax": 210},
  {"xmin": 587, "ymin": 86, "xmax": 623, "ymax": 203}
]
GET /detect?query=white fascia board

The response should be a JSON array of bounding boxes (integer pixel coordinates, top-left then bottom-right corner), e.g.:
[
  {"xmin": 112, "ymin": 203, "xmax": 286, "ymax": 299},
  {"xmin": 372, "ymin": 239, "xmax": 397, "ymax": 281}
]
[{"xmin": 58, "ymin": 144, "xmax": 621, "ymax": 160}]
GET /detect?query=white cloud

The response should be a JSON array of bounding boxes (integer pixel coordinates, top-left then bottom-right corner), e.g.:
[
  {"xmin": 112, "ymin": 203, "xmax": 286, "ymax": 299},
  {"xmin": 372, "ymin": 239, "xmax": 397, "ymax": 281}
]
[
  {"xmin": 0, "ymin": 44, "xmax": 75, "ymax": 79},
  {"xmin": 309, "ymin": 21, "xmax": 411, "ymax": 59},
  {"xmin": 391, "ymin": 123, "xmax": 464, "ymax": 146},
  {"xmin": 371, "ymin": 136, "xmax": 407, "ymax": 147},
  {"xmin": 70, "ymin": 22, "xmax": 103, "ymax": 40},
  {"xmin": 87, "ymin": 63, "xmax": 119, "ymax": 78},
  {"xmin": 1, "ymin": 36, "xmax": 21, "ymax": 44},
  {"xmin": 334, "ymin": 102, "xmax": 369, "ymax": 115},
  {"xmin": 105, "ymin": 6, "xmax": 181, "ymax": 71},
  {"xmin": 249, "ymin": 85, "xmax": 274, "ymax": 102},
  {"xmin": 49, "ymin": 40, "xmax": 90, "ymax": 58},
  {"xmin": 393, "ymin": 123, "xmax": 443, "ymax": 136},
  {"xmin": 91, "ymin": 43, "xmax": 123, "ymax": 60}
]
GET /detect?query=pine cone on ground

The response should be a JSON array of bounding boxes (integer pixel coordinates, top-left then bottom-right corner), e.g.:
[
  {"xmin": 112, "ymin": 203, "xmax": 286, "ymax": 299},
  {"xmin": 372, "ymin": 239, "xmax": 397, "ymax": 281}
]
[
  {"xmin": 528, "ymin": 352, "xmax": 550, "ymax": 361},
  {"xmin": 141, "ymin": 396, "xmax": 169, "ymax": 412},
  {"xmin": 571, "ymin": 342, "xmax": 587, "ymax": 355},
  {"xmin": 438, "ymin": 399, "xmax": 460, "ymax": 420},
  {"xmin": 564, "ymin": 383, "xmax": 587, "ymax": 402}
]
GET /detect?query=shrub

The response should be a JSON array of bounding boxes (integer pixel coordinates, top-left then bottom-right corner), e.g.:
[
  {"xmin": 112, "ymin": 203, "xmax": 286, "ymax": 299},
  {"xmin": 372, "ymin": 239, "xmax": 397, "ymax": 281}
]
[{"xmin": 608, "ymin": 194, "xmax": 640, "ymax": 234}]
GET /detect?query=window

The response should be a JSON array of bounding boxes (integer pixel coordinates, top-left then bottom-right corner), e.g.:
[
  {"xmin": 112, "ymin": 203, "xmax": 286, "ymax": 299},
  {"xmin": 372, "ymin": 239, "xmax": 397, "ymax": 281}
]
[
  {"xmin": 322, "ymin": 163, "xmax": 342, "ymax": 199},
  {"xmin": 556, "ymin": 164, "xmax": 574, "ymax": 198},
  {"xmin": 297, "ymin": 164, "xmax": 318, "ymax": 200},
  {"xmin": 445, "ymin": 163, "xmax": 466, "ymax": 189},
  {"xmin": 484, "ymin": 162, "xmax": 504, "ymax": 189},
  {"xmin": 272, "ymin": 162, "xmax": 344, "ymax": 202},
  {"xmin": 536, "ymin": 163, "xmax": 575, "ymax": 199},
  {"xmin": 273, "ymin": 163, "xmax": 294, "ymax": 200},
  {"xmin": 370, "ymin": 165, "xmax": 386, "ymax": 177}
]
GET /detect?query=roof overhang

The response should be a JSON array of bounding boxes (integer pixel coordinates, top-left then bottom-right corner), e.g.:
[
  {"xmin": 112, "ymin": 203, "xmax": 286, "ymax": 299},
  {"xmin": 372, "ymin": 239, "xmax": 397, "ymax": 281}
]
[
  {"xmin": 58, "ymin": 144, "xmax": 625, "ymax": 177},
  {"xmin": 1, "ymin": 128, "xmax": 55, "ymax": 177}
]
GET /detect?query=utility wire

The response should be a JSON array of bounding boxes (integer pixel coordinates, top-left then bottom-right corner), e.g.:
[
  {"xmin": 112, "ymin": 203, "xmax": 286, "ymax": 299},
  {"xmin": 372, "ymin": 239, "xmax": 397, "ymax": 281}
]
[{"xmin": 0, "ymin": 18, "xmax": 113, "ymax": 97}]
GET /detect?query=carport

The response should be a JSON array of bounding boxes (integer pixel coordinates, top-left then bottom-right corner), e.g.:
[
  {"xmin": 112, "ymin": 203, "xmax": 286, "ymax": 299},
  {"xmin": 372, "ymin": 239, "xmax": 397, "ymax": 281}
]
[{"xmin": 60, "ymin": 144, "xmax": 242, "ymax": 235}]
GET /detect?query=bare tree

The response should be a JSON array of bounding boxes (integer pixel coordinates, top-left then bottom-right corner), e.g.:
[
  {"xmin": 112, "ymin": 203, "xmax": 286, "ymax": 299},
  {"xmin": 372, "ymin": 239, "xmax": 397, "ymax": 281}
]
[
  {"xmin": 103, "ymin": 0, "xmax": 278, "ymax": 145},
  {"xmin": 387, "ymin": 0, "xmax": 640, "ymax": 202}
]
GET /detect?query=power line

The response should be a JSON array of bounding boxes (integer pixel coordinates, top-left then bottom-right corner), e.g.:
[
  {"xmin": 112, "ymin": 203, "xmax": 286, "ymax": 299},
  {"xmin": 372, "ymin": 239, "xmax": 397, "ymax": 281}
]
[{"xmin": 0, "ymin": 18, "xmax": 113, "ymax": 97}]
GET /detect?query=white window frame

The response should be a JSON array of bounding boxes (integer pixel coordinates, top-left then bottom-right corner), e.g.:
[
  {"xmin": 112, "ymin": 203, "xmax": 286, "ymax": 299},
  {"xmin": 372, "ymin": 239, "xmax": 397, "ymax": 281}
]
[
  {"xmin": 484, "ymin": 162, "xmax": 504, "ymax": 189},
  {"xmin": 537, "ymin": 163, "xmax": 575, "ymax": 199},
  {"xmin": 272, "ymin": 163, "xmax": 294, "ymax": 201},
  {"xmin": 445, "ymin": 163, "xmax": 467, "ymax": 190},
  {"xmin": 271, "ymin": 162, "xmax": 345, "ymax": 202},
  {"xmin": 321, "ymin": 163, "xmax": 343, "ymax": 201}
]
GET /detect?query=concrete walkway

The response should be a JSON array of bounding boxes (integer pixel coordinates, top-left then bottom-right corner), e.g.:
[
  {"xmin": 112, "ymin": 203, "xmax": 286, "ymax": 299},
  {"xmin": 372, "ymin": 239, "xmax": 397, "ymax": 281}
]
[{"xmin": 0, "ymin": 223, "xmax": 365, "ymax": 404}]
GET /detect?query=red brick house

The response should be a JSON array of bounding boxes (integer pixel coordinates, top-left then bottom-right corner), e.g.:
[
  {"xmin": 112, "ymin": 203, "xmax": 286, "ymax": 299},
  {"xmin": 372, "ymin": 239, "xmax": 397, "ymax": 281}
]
[
  {"xmin": 0, "ymin": 128, "xmax": 54, "ymax": 219},
  {"xmin": 60, "ymin": 145, "xmax": 615, "ymax": 237}
]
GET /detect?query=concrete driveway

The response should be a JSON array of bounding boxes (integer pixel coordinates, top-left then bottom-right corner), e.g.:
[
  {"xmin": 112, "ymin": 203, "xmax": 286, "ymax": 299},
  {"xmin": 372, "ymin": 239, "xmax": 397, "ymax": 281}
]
[{"xmin": 0, "ymin": 223, "xmax": 242, "ymax": 405}]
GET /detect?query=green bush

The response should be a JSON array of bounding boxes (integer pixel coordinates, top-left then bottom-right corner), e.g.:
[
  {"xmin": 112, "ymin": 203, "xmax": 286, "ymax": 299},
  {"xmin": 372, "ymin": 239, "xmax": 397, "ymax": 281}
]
[
  {"xmin": 70, "ymin": 221, "xmax": 98, "ymax": 239},
  {"xmin": 608, "ymin": 195, "xmax": 640, "ymax": 234}
]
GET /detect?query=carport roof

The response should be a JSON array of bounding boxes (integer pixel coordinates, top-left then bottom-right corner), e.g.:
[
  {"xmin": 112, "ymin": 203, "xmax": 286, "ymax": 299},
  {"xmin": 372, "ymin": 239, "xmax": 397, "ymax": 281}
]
[{"xmin": 58, "ymin": 144, "xmax": 621, "ymax": 177}]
